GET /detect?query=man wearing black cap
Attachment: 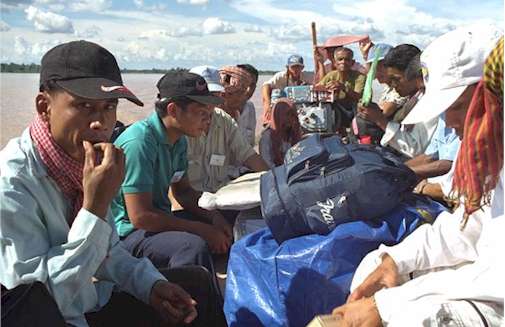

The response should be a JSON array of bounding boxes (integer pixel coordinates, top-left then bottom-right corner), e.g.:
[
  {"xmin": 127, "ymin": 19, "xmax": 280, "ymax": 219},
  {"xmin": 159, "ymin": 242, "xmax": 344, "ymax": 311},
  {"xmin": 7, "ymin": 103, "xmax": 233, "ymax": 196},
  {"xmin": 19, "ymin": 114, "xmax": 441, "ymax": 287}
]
[
  {"xmin": 111, "ymin": 71, "xmax": 233, "ymax": 273},
  {"xmin": 0, "ymin": 41, "xmax": 198, "ymax": 326}
]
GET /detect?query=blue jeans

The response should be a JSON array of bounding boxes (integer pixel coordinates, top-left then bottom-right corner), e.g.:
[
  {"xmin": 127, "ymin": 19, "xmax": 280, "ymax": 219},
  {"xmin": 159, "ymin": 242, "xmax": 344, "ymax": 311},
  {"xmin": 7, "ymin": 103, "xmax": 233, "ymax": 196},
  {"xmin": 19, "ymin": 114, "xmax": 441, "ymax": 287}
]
[{"xmin": 120, "ymin": 210, "xmax": 214, "ymax": 271}]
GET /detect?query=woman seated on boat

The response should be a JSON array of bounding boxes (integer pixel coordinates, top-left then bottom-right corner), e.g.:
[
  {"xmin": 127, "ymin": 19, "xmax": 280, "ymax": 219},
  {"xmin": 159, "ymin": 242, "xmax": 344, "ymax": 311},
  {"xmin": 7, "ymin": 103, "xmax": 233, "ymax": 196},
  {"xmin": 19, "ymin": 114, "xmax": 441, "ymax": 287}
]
[{"xmin": 259, "ymin": 99, "xmax": 302, "ymax": 168}]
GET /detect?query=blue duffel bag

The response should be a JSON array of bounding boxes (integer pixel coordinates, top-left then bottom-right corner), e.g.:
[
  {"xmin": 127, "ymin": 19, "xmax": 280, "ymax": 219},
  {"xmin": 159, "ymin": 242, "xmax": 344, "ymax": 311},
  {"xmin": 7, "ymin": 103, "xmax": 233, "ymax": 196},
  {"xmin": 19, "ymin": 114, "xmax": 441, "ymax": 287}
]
[
  {"xmin": 260, "ymin": 134, "xmax": 417, "ymax": 244},
  {"xmin": 224, "ymin": 195, "xmax": 446, "ymax": 327}
]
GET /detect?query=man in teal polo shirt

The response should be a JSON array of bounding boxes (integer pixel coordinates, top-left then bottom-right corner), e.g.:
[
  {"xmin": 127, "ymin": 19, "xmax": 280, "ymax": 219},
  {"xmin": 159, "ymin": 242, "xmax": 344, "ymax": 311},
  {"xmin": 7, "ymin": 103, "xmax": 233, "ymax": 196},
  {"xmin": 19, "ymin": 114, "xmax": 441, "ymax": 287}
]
[{"xmin": 112, "ymin": 71, "xmax": 233, "ymax": 272}]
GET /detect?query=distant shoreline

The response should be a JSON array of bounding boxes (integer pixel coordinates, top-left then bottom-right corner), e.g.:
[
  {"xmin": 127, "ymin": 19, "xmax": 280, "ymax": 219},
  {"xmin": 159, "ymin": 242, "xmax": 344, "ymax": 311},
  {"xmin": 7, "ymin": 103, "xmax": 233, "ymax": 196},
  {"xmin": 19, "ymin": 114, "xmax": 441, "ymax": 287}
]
[{"xmin": 0, "ymin": 63, "xmax": 280, "ymax": 75}]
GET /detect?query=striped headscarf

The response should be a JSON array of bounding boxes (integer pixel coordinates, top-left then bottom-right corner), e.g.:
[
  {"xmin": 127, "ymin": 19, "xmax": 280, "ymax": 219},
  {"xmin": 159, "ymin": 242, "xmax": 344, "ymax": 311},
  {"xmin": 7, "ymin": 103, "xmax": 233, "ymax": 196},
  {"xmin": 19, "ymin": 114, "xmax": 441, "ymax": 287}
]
[
  {"xmin": 451, "ymin": 37, "xmax": 503, "ymax": 229},
  {"xmin": 219, "ymin": 65, "xmax": 254, "ymax": 95}
]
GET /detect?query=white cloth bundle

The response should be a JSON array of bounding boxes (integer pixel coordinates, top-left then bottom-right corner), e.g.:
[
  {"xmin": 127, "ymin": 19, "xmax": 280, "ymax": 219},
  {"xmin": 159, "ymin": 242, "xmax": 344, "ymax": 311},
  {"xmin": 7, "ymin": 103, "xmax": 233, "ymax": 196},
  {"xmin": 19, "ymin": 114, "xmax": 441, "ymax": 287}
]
[{"xmin": 198, "ymin": 171, "xmax": 266, "ymax": 210}]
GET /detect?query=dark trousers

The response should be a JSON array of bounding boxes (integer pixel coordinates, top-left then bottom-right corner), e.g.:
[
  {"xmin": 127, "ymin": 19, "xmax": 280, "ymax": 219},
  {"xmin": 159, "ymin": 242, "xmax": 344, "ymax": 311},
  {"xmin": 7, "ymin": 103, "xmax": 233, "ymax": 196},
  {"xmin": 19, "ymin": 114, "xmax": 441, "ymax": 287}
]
[
  {"xmin": 120, "ymin": 210, "xmax": 237, "ymax": 271},
  {"xmin": 1, "ymin": 266, "xmax": 226, "ymax": 327},
  {"xmin": 121, "ymin": 228, "xmax": 213, "ymax": 271},
  {"xmin": 1, "ymin": 282, "xmax": 66, "ymax": 327}
]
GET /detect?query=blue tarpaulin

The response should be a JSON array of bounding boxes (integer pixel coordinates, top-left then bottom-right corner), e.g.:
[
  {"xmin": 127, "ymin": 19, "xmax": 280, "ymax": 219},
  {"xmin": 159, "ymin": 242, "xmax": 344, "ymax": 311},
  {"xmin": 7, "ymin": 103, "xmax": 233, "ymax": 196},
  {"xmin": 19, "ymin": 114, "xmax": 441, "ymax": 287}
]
[{"xmin": 224, "ymin": 195, "xmax": 446, "ymax": 327}]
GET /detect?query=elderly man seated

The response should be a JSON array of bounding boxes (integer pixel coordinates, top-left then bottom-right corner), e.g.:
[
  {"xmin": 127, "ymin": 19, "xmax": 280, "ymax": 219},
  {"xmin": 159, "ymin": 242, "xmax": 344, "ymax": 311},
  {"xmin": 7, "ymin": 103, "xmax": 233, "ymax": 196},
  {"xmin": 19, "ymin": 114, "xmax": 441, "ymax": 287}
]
[{"xmin": 187, "ymin": 65, "xmax": 268, "ymax": 194}]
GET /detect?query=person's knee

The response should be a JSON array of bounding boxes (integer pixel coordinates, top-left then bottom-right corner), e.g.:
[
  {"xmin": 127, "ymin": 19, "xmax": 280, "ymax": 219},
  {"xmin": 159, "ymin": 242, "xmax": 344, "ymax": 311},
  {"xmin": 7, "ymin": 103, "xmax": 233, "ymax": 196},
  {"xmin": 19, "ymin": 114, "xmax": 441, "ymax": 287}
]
[
  {"xmin": 180, "ymin": 233, "xmax": 209, "ymax": 257},
  {"xmin": 170, "ymin": 233, "xmax": 212, "ymax": 269}
]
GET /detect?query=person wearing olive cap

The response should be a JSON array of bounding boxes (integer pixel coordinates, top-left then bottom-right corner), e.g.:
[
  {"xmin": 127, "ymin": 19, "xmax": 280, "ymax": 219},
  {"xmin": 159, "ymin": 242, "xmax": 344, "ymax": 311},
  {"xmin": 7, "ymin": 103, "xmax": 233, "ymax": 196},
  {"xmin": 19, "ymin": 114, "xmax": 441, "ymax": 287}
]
[{"xmin": 0, "ymin": 40, "xmax": 197, "ymax": 327}]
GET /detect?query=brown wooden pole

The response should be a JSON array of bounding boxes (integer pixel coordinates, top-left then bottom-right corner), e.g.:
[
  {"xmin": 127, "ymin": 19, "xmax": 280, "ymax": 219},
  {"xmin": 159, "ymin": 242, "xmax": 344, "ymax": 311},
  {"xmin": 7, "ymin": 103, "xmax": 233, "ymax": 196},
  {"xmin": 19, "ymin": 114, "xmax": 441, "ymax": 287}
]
[{"xmin": 311, "ymin": 22, "xmax": 318, "ymax": 83}]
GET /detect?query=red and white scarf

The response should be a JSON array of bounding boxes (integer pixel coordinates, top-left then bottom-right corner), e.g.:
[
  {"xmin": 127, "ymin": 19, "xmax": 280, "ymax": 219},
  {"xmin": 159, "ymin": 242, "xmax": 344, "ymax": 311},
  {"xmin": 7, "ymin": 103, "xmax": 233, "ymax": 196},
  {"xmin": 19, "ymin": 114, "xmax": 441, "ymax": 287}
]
[{"xmin": 30, "ymin": 114, "xmax": 84, "ymax": 225}]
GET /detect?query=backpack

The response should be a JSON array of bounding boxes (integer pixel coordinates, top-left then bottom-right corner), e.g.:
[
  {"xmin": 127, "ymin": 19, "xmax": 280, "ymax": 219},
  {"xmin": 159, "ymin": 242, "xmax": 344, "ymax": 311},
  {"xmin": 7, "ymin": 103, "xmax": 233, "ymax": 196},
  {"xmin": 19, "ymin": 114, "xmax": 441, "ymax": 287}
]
[{"xmin": 260, "ymin": 134, "xmax": 417, "ymax": 244}]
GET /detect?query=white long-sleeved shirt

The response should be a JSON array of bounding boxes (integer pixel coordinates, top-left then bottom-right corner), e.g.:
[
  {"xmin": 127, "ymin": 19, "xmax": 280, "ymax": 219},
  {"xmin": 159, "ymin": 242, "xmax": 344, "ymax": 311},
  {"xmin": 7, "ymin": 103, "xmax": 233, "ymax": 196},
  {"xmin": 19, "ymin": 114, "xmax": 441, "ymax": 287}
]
[
  {"xmin": 0, "ymin": 129, "xmax": 166, "ymax": 327},
  {"xmin": 371, "ymin": 171, "xmax": 504, "ymax": 324},
  {"xmin": 236, "ymin": 100, "xmax": 257, "ymax": 147},
  {"xmin": 380, "ymin": 116, "xmax": 439, "ymax": 158}
]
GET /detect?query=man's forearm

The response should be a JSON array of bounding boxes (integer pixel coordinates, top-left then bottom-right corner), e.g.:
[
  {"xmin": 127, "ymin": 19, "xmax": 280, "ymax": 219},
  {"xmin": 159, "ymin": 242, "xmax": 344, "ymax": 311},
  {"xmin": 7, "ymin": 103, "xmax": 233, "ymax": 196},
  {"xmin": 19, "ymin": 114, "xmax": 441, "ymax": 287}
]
[
  {"xmin": 244, "ymin": 153, "xmax": 269, "ymax": 172},
  {"xmin": 314, "ymin": 61, "xmax": 326, "ymax": 84},
  {"xmin": 173, "ymin": 188, "xmax": 214, "ymax": 223},
  {"xmin": 131, "ymin": 207, "xmax": 208, "ymax": 234},
  {"xmin": 262, "ymin": 84, "xmax": 272, "ymax": 108},
  {"xmin": 410, "ymin": 160, "xmax": 453, "ymax": 180},
  {"xmin": 420, "ymin": 183, "xmax": 445, "ymax": 202},
  {"xmin": 405, "ymin": 154, "xmax": 434, "ymax": 168}
]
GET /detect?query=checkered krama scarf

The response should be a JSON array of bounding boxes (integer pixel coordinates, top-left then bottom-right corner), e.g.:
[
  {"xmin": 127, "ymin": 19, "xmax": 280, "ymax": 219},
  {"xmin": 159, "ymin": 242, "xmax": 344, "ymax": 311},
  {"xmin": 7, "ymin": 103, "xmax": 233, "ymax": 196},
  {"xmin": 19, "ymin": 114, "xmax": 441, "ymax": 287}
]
[
  {"xmin": 30, "ymin": 114, "xmax": 84, "ymax": 225},
  {"xmin": 451, "ymin": 37, "xmax": 503, "ymax": 229}
]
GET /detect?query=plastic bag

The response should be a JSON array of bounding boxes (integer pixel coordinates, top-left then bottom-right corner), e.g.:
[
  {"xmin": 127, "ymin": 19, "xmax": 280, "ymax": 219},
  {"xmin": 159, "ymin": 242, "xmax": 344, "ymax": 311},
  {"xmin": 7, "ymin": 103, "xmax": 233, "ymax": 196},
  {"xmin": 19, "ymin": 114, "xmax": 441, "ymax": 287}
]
[{"xmin": 224, "ymin": 195, "xmax": 446, "ymax": 327}]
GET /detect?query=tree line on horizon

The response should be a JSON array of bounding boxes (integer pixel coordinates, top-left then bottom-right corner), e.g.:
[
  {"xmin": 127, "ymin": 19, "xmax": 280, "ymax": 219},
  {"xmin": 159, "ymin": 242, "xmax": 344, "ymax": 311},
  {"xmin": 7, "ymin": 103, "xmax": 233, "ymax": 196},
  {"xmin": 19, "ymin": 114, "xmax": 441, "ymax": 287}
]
[{"xmin": 1, "ymin": 63, "xmax": 277, "ymax": 75}]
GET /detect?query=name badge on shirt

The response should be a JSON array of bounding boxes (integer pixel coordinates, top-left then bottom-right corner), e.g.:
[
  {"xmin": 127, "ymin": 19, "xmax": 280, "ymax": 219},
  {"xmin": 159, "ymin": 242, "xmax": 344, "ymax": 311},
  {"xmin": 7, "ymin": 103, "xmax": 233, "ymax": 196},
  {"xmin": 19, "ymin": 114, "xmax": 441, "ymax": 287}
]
[
  {"xmin": 171, "ymin": 170, "xmax": 185, "ymax": 184},
  {"xmin": 210, "ymin": 154, "xmax": 226, "ymax": 167}
]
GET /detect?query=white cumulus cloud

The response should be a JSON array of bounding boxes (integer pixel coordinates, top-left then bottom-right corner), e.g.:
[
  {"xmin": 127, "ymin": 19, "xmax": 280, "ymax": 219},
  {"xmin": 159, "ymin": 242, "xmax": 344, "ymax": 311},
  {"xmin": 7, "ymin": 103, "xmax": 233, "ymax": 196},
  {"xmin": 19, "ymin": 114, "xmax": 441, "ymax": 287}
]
[
  {"xmin": 125, "ymin": 41, "xmax": 170, "ymax": 62},
  {"xmin": 133, "ymin": 0, "xmax": 167, "ymax": 12},
  {"xmin": 243, "ymin": 24, "xmax": 264, "ymax": 33},
  {"xmin": 25, "ymin": 6, "xmax": 74, "ymax": 34},
  {"xmin": 169, "ymin": 26, "xmax": 201, "ymax": 37},
  {"xmin": 0, "ymin": 20, "xmax": 11, "ymax": 31},
  {"xmin": 269, "ymin": 24, "xmax": 308, "ymax": 43},
  {"xmin": 75, "ymin": 25, "xmax": 102, "ymax": 38},
  {"xmin": 202, "ymin": 17, "xmax": 235, "ymax": 35},
  {"xmin": 138, "ymin": 27, "xmax": 201, "ymax": 40},
  {"xmin": 14, "ymin": 36, "xmax": 30, "ymax": 56},
  {"xmin": 70, "ymin": 0, "xmax": 111, "ymax": 12},
  {"xmin": 177, "ymin": 0, "xmax": 209, "ymax": 5},
  {"xmin": 13, "ymin": 36, "xmax": 60, "ymax": 60}
]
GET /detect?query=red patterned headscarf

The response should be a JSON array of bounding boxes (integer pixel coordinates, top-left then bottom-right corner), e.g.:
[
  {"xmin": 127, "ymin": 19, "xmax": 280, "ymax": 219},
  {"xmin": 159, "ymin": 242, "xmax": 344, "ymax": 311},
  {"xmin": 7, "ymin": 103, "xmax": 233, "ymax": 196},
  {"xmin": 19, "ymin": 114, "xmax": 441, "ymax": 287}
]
[
  {"xmin": 30, "ymin": 114, "xmax": 84, "ymax": 225},
  {"xmin": 219, "ymin": 66, "xmax": 254, "ymax": 95},
  {"xmin": 451, "ymin": 37, "xmax": 503, "ymax": 229},
  {"xmin": 269, "ymin": 98, "xmax": 302, "ymax": 166}
]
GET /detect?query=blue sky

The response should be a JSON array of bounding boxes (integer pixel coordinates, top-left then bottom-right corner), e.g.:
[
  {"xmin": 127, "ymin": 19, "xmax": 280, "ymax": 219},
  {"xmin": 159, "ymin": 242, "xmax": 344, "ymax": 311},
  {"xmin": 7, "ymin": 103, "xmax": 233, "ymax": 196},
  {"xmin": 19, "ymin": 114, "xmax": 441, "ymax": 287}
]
[{"xmin": 0, "ymin": 0, "xmax": 503, "ymax": 70}]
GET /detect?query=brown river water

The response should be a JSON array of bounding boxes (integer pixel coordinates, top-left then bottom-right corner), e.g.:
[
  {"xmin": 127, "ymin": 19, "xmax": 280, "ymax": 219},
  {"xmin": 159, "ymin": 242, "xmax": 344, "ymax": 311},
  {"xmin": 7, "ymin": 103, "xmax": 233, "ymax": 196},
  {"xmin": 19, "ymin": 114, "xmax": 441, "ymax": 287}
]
[{"xmin": 0, "ymin": 73, "xmax": 272, "ymax": 149}]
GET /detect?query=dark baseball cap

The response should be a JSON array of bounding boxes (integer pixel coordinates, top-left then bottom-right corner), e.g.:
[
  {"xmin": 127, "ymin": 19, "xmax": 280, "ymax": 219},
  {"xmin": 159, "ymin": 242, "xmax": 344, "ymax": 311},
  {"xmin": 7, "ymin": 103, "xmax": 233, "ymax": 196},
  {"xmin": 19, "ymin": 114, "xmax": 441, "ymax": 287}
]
[
  {"xmin": 287, "ymin": 54, "xmax": 304, "ymax": 66},
  {"xmin": 156, "ymin": 71, "xmax": 223, "ymax": 106},
  {"xmin": 40, "ymin": 40, "xmax": 143, "ymax": 106}
]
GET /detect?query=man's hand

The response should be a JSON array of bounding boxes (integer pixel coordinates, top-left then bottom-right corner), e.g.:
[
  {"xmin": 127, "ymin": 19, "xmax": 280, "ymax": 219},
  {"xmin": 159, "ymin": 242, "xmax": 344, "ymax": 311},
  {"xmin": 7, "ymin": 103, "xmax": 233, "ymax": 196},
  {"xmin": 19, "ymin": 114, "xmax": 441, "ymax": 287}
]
[
  {"xmin": 326, "ymin": 81, "xmax": 344, "ymax": 92},
  {"xmin": 359, "ymin": 38, "xmax": 373, "ymax": 61},
  {"xmin": 82, "ymin": 141, "xmax": 125, "ymax": 219},
  {"xmin": 357, "ymin": 104, "xmax": 388, "ymax": 130},
  {"xmin": 199, "ymin": 224, "xmax": 232, "ymax": 254},
  {"xmin": 332, "ymin": 297, "xmax": 382, "ymax": 327},
  {"xmin": 210, "ymin": 211, "xmax": 233, "ymax": 239},
  {"xmin": 149, "ymin": 280, "xmax": 197, "ymax": 325},
  {"xmin": 262, "ymin": 102, "xmax": 272, "ymax": 122},
  {"xmin": 314, "ymin": 47, "xmax": 326, "ymax": 64},
  {"xmin": 347, "ymin": 254, "xmax": 399, "ymax": 303}
]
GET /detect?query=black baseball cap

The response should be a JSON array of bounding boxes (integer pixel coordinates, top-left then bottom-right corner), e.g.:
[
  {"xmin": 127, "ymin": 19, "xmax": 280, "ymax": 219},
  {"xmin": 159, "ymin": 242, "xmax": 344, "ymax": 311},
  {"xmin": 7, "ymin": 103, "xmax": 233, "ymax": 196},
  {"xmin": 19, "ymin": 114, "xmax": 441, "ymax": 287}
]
[
  {"xmin": 156, "ymin": 71, "xmax": 223, "ymax": 106},
  {"xmin": 40, "ymin": 40, "xmax": 143, "ymax": 106}
]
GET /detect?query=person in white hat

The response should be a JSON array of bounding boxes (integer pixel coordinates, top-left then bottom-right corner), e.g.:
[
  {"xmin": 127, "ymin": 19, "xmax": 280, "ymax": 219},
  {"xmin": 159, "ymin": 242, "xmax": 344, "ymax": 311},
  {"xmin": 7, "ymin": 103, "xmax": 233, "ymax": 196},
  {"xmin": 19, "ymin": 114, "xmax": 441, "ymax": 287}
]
[
  {"xmin": 186, "ymin": 65, "xmax": 268, "ymax": 195},
  {"xmin": 328, "ymin": 23, "xmax": 503, "ymax": 327}
]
